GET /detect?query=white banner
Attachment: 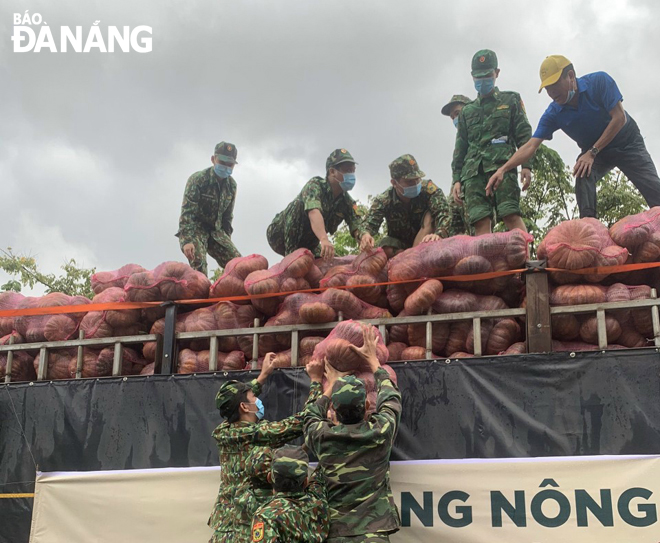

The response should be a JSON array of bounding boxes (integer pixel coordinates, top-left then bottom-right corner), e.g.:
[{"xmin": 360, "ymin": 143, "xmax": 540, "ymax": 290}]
[{"xmin": 30, "ymin": 456, "xmax": 660, "ymax": 543}]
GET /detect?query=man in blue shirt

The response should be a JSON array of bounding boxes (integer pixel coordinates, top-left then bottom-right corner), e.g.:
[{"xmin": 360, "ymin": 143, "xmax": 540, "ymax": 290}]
[{"xmin": 486, "ymin": 55, "xmax": 660, "ymax": 218}]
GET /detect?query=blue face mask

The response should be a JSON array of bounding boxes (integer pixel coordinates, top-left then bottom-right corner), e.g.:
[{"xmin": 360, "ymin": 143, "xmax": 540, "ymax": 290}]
[
  {"xmin": 339, "ymin": 172, "xmax": 356, "ymax": 192},
  {"xmin": 474, "ymin": 77, "xmax": 495, "ymax": 96},
  {"xmin": 253, "ymin": 398, "xmax": 265, "ymax": 420},
  {"xmin": 453, "ymin": 117, "xmax": 459, "ymax": 129},
  {"xmin": 563, "ymin": 87, "xmax": 576, "ymax": 105},
  {"xmin": 398, "ymin": 181, "xmax": 422, "ymax": 199},
  {"xmin": 214, "ymin": 163, "xmax": 233, "ymax": 179}
]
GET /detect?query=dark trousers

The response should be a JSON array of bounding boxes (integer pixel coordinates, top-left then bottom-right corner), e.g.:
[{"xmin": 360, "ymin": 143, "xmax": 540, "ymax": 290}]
[{"xmin": 575, "ymin": 122, "xmax": 660, "ymax": 217}]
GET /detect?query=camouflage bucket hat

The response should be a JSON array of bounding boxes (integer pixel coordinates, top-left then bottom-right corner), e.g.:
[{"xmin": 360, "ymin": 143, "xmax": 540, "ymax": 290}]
[
  {"xmin": 215, "ymin": 380, "xmax": 250, "ymax": 415},
  {"xmin": 331, "ymin": 375, "xmax": 366, "ymax": 409},
  {"xmin": 326, "ymin": 148, "xmax": 357, "ymax": 170},
  {"xmin": 271, "ymin": 446, "xmax": 309, "ymax": 485},
  {"xmin": 441, "ymin": 94, "xmax": 472, "ymax": 116},
  {"xmin": 389, "ymin": 154, "xmax": 425, "ymax": 181},
  {"xmin": 214, "ymin": 141, "xmax": 238, "ymax": 164},
  {"xmin": 246, "ymin": 447, "xmax": 273, "ymax": 485},
  {"xmin": 471, "ymin": 49, "xmax": 498, "ymax": 77}
]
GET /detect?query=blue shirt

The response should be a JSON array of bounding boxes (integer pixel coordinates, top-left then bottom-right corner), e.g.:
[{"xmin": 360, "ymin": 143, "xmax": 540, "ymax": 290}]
[{"xmin": 533, "ymin": 71, "xmax": 631, "ymax": 151}]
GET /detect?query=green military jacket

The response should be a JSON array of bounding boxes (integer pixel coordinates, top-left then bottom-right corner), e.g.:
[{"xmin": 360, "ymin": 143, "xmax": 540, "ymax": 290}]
[
  {"xmin": 177, "ymin": 166, "xmax": 237, "ymax": 246},
  {"xmin": 209, "ymin": 380, "xmax": 323, "ymax": 539},
  {"xmin": 273, "ymin": 176, "xmax": 364, "ymax": 245},
  {"xmin": 452, "ymin": 87, "xmax": 533, "ymax": 183},
  {"xmin": 251, "ymin": 469, "xmax": 330, "ymax": 543},
  {"xmin": 363, "ymin": 180, "xmax": 450, "ymax": 242},
  {"xmin": 303, "ymin": 368, "xmax": 402, "ymax": 538}
]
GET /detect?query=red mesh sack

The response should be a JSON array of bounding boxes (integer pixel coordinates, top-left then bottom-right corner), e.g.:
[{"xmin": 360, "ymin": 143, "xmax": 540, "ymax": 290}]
[
  {"xmin": 319, "ymin": 289, "xmax": 391, "ymax": 320},
  {"xmin": 211, "ymin": 302, "xmax": 259, "ymax": 356},
  {"xmin": 313, "ymin": 320, "xmax": 388, "ymax": 372},
  {"xmin": 0, "ymin": 292, "xmax": 24, "ymax": 336},
  {"xmin": 0, "ymin": 348, "xmax": 34, "ymax": 382},
  {"xmin": 153, "ymin": 261, "xmax": 211, "ymax": 300},
  {"xmin": 315, "ymin": 255, "xmax": 357, "ymax": 276},
  {"xmin": 80, "ymin": 311, "xmax": 114, "ymax": 339},
  {"xmin": 388, "ymin": 230, "xmax": 532, "ymax": 290},
  {"xmin": 407, "ymin": 322, "xmax": 450, "ymax": 354},
  {"xmin": 178, "ymin": 349, "xmax": 247, "ymax": 373},
  {"xmin": 432, "ymin": 289, "xmax": 479, "ymax": 314},
  {"xmin": 210, "ymin": 254, "xmax": 269, "ymax": 300},
  {"xmin": 320, "ymin": 249, "xmax": 388, "ymax": 304},
  {"xmin": 300, "ymin": 336, "xmax": 325, "ymax": 366},
  {"xmin": 386, "ymin": 342, "xmax": 407, "ymax": 362},
  {"xmin": 245, "ymin": 249, "xmax": 315, "ymax": 316},
  {"xmin": 386, "ymin": 283, "xmax": 408, "ymax": 315},
  {"xmin": 550, "ymin": 284, "xmax": 607, "ymax": 306},
  {"xmin": 141, "ymin": 362, "xmax": 155, "ymax": 375},
  {"xmin": 610, "ymin": 207, "xmax": 660, "ymax": 251},
  {"xmin": 403, "ymin": 279, "xmax": 443, "ymax": 315},
  {"xmin": 400, "ymin": 346, "xmax": 428, "ymax": 360},
  {"xmin": 538, "ymin": 218, "xmax": 628, "ymax": 283},
  {"xmin": 551, "ymin": 314, "xmax": 581, "ymax": 341},
  {"xmin": 91, "ymin": 263, "xmax": 146, "ymax": 295},
  {"xmin": 14, "ymin": 293, "xmax": 90, "ymax": 343},
  {"xmin": 124, "ymin": 271, "xmax": 160, "ymax": 302},
  {"xmin": 33, "ymin": 350, "xmax": 76, "ymax": 380},
  {"xmin": 93, "ymin": 287, "xmax": 141, "ymax": 328},
  {"xmin": 501, "ymin": 342, "xmax": 526, "ymax": 355}
]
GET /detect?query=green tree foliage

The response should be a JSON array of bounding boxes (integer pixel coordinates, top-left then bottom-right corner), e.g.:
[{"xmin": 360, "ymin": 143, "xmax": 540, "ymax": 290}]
[{"xmin": 0, "ymin": 247, "xmax": 95, "ymax": 298}]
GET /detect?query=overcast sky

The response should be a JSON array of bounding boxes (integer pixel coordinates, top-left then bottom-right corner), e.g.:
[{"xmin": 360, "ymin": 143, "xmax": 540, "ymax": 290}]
[{"xmin": 1, "ymin": 0, "xmax": 658, "ymax": 294}]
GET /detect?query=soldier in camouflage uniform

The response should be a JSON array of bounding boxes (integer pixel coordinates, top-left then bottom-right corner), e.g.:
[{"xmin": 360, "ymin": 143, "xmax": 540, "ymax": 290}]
[
  {"xmin": 304, "ymin": 326, "xmax": 402, "ymax": 542},
  {"xmin": 233, "ymin": 447, "xmax": 274, "ymax": 539},
  {"xmin": 451, "ymin": 50, "xmax": 532, "ymax": 235},
  {"xmin": 360, "ymin": 154, "xmax": 450, "ymax": 258},
  {"xmin": 209, "ymin": 355, "xmax": 324, "ymax": 543},
  {"xmin": 442, "ymin": 94, "xmax": 474, "ymax": 236},
  {"xmin": 250, "ymin": 446, "xmax": 330, "ymax": 543},
  {"xmin": 267, "ymin": 149, "xmax": 370, "ymax": 259},
  {"xmin": 177, "ymin": 141, "xmax": 242, "ymax": 275}
]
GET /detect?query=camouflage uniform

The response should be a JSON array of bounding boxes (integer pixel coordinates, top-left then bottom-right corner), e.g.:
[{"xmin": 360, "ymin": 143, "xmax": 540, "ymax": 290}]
[
  {"xmin": 304, "ymin": 372, "xmax": 402, "ymax": 542},
  {"xmin": 267, "ymin": 149, "xmax": 365, "ymax": 256},
  {"xmin": 250, "ymin": 447, "xmax": 330, "ymax": 543},
  {"xmin": 233, "ymin": 447, "xmax": 274, "ymax": 540},
  {"xmin": 177, "ymin": 142, "xmax": 242, "ymax": 275},
  {"xmin": 363, "ymin": 154, "xmax": 450, "ymax": 251},
  {"xmin": 447, "ymin": 195, "xmax": 472, "ymax": 236},
  {"xmin": 452, "ymin": 50, "xmax": 533, "ymax": 226},
  {"xmin": 209, "ymin": 379, "xmax": 323, "ymax": 543}
]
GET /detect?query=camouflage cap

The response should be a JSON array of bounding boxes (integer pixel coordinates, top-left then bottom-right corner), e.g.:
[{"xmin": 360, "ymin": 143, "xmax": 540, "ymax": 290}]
[
  {"xmin": 389, "ymin": 154, "xmax": 425, "ymax": 181},
  {"xmin": 471, "ymin": 49, "xmax": 498, "ymax": 77},
  {"xmin": 246, "ymin": 447, "xmax": 273, "ymax": 485},
  {"xmin": 441, "ymin": 94, "xmax": 472, "ymax": 116},
  {"xmin": 214, "ymin": 141, "xmax": 238, "ymax": 164},
  {"xmin": 271, "ymin": 446, "xmax": 309, "ymax": 485},
  {"xmin": 326, "ymin": 148, "xmax": 357, "ymax": 170},
  {"xmin": 331, "ymin": 374, "xmax": 366, "ymax": 409},
  {"xmin": 215, "ymin": 380, "xmax": 250, "ymax": 415}
]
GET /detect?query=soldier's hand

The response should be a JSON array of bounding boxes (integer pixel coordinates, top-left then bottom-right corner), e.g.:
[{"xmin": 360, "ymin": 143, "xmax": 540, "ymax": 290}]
[
  {"xmin": 422, "ymin": 234, "xmax": 440, "ymax": 243},
  {"xmin": 359, "ymin": 233, "xmax": 375, "ymax": 252},
  {"xmin": 258, "ymin": 352, "xmax": 277, "ymax": 383},
  {"xmin": 486, "ymin": 170, "xmax": 505, "ymax": 196},
  {"xmin": 520, "ymin": 168, "xmax": 532, "ymax": 191},
  {"xmin": 324, "ymin": 359, "xmax": 350, "ymax": 384},
  {"xmin": 348, "ymin": 325, "xmax": 380, "ymax": 372},
  {"xmin": 305, "ymin": 358, "xmax": 324, "ymax": 383},
  {"xmin": 573, "ymin": 152, "xmax": 594, "ymax": 179},
  {"xmin": 452, "ymin": 182, "xmax": 463, "ymax": 204},
  {"xmin": 320, "ymin": 238, "xmax": 335, "ymax": 260},
  {"xmin": 183, "ymin": 243, "xmax": 195, "ymax": 261}
]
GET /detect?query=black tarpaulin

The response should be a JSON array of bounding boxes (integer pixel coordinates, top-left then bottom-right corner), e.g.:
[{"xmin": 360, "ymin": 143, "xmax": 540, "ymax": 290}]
[{"xmin": 2, "ymin": 349, "xmax": 660, "ymax": 542}]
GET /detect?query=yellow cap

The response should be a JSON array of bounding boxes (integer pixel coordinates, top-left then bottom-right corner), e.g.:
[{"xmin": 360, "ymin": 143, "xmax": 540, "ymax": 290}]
[{"xmin": 538, "ymin": 55, "xmax": 572, "ymax": 93}]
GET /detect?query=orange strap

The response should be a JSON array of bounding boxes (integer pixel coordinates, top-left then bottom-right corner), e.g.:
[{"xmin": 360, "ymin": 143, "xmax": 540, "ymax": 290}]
[{"xmin": 1, "ymin": 260, "xmax": 658, "ymax": 318}]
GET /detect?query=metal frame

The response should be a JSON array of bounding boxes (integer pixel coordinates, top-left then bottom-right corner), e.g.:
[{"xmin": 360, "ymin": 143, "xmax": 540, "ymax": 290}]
[{"xmin": 3, "ymin": 267, "xmax": 660, "ymax": 383}]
